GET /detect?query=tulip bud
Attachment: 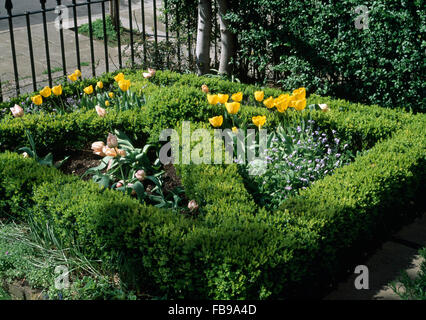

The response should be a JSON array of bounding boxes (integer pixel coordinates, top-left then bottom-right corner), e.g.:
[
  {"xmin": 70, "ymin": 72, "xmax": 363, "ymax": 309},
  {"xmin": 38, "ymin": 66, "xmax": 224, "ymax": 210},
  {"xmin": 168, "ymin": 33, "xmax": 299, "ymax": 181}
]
[
  {"xmin": 135, "ymin": 170, "xmax": 146, "ymax": 182},
  {"xmin": 116, "ymin": 180, "xmax": 124, "ymax": 188},
  {"xmin": 188, "ymin": 200, "xmax": 199, "ymax": 212},
  {"xmin": 201, "ymin": 84, "xmax": 209, "ymax": 93},
  {"xmin": 10, "ymin": 104, "xmax": 24, "ymax": 118},
  {"xmin": 319, "ymin": 104, "xmax": 329, "ymax": 112},
  {"xmin": 95, "ymin": 105, "xmax": 107, "ymax": 117},
  {"xmin": 107, "ymin": 133, "xmax": 118, "ymax": 148},
  {"xmin": 22, "ymin": 152, "xmax": 29, "ymax": 158}
]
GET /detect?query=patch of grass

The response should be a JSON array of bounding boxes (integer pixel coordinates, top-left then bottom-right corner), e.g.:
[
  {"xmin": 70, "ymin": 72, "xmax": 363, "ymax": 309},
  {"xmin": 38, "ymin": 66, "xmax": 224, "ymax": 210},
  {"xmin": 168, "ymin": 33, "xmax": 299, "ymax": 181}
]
[
  {"xmin": 0, "ymin": 219, "xmax": 136, "ymax": 300},
  {"xmin": 390, "ymin": 248, "xmax": 426, "ymax": 300},
  {"xmin": 42, "ymin": 67, "xmax": 63, "ymax": 75},
  {"xmin": 42, "ymin": 62, "xmax": 90, "ymax": 76},
  {"xmin": 78, "ymin": 15, "xmax": 140, "ymax": 47}
]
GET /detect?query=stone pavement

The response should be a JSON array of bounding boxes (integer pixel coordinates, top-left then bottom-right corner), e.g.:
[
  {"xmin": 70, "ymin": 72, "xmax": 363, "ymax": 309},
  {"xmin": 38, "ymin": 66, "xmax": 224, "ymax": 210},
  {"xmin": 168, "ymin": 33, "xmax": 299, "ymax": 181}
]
[
  {"xmin": 325, "ymin": 213, "xmax": 426, "ymax": 300},
  {"xmin": 0, "ymin": 1, "xmax": 168, "ymax": 99}
]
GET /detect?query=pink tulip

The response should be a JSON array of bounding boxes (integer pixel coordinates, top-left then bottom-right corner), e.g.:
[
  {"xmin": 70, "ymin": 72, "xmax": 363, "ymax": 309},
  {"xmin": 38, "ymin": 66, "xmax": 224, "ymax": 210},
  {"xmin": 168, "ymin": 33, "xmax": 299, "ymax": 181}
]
[
  {"xmin": 10, "ymin": 104, "xmax": 24, "ymax": 118},
  {"xmin": 135, "ymin": 169, "xmax": 146, "ymax": 182},
  {"xmin": 318, "ymin": 104, "xmax": 329, "ymax": 112},
  {"xmin": 143, "ymin": 68, "xmax": 156, "ymax": 79},
  {"xmin": 91, "ymin": 141, "xmax": 106, "ymax": 156},
  {"xmin": 117, "ymin": 149, "xmax": 126, "ymax": 157},
  {"xmin": 188, "ymin": 200, "xmax": 199, "ymax": 212},
  {"xmin": 95, "ymin": 105, "xmax": 107, "ymax": 117}
]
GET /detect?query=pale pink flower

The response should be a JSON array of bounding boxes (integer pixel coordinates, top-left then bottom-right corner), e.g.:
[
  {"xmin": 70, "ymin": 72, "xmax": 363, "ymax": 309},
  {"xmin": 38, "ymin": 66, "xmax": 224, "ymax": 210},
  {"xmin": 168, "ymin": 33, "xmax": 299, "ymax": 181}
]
[
  {"xmin": 135, "ymin": 169, "xmax": 146, "ymax": 182},
  {"xmin": 95, "ymin": 105, "xmax": 107, "ymax": 117},
  {"xmin": 91, "ymin": 141, "xmax": 106, "ymax": 156},
  {"xmin": 143, "ymin": 68, "xmax": 156, "ymax": 79},
  {"xmin": 188, "ymin": 200, "xmax": 199, "ymax": 212},
  {"xmin": 10, "ymin": 104, "xmax": 24, "ymax": 118},
  {"xmin": 318, "ymin": 104, "xmax": 329, "ymax": 112}
]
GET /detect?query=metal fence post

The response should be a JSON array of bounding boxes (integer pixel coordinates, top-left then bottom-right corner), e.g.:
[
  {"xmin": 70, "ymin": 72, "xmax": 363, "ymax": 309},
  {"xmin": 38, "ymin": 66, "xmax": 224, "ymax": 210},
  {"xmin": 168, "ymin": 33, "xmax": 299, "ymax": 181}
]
[
  {"xmin": 40, "ymin": 0, "xmax": 53, "ymax": 87},
  {"xmin": 26, "ymin": 12, "xmax": 37, "ymax": 92},
  {"xmin": 56, "ymin": 0, "xmax": 67, "ymax": 77},
  {"xmin": 87, "ymin": 0, "xmax": 96, "ymax": 76},
  {"xmin": 115, "ymin": 0, "xmax": 122, "ymax": 68},
  {"xmin": 5, "ymin": 0, "xmax": 20, "ymax": 96}
]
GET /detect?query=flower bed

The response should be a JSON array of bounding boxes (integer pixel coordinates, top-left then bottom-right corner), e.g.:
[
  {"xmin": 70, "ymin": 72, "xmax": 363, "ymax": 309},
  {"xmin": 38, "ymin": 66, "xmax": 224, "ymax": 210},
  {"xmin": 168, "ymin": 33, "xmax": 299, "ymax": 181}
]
[{"xmin": 0, "ymin": 70, "xmax": 425, "ymax": 299}]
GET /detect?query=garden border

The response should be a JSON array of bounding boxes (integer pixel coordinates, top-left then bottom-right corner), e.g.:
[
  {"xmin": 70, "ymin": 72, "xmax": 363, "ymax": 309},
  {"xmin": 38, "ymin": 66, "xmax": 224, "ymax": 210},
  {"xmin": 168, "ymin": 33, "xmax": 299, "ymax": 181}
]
[{"xmin": 0, "ymin": 70, "xmax": 424, "ymax": 299}]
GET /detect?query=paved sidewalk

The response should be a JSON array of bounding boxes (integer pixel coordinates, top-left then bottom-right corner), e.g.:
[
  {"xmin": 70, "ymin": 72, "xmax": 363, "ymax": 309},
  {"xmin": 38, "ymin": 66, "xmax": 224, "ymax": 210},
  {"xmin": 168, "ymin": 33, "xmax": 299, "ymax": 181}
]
[
  {"xmin": 0, "ymin": 2, "xmax": 168, "ymax": 99},
  {"xmin": 325, "ymin": 213, "xmax": 426, "ymax": 300}
]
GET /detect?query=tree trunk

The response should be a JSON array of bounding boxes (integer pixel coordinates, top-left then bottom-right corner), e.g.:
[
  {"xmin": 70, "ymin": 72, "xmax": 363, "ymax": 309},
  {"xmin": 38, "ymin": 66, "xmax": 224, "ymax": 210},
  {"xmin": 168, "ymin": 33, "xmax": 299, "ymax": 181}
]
[
  {"xmin": 110, "ymin": 0, "xmax": 120, "ymax": 31},
  {"xmin": 196, "ymin": 0, "xmax": 213, "ymax": 75},
  {"xmin": 217, "ymin": 0, "xmax": 236, "ymax": 76}
]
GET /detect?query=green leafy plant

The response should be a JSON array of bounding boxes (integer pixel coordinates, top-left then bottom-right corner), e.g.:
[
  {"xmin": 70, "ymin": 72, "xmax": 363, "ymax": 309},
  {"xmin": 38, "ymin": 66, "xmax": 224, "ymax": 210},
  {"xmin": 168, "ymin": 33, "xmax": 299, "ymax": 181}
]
[
  {"xmin": 245, "ymin": 119, "xmax": 354, "ymax": 210},
  {"xmin": 84, "ymin": 130, "xmax": 185, "ymax": 210}
]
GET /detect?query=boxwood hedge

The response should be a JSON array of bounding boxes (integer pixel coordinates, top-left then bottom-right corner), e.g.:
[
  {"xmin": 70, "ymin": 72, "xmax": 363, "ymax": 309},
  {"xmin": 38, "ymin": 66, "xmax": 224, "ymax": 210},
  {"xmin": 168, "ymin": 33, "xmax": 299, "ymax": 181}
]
[{"xmin": 0, "ymin": 70, "xmax": 424, "ymax": 299}]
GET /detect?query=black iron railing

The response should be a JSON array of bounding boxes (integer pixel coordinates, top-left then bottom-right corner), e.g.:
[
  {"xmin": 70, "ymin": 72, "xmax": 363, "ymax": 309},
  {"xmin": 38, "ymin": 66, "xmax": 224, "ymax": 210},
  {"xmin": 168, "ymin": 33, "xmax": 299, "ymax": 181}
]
[{"xmin": 0, "ymin": 0, "xmax": 205, "ymax": 101}]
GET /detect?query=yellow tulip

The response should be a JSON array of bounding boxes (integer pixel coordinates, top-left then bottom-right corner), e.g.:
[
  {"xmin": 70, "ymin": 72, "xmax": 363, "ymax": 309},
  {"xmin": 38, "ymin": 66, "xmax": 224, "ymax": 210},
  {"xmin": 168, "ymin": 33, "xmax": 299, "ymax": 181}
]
[
  {"xmin": 292, "ymin": 87, "xmax": 306, "ymax": 100},
  {"xmin": 231, "ymin": 92, "xmax": 243, "ymax": 102},
  {"xmin": 114, "ymin": 73, "xmax": 125, "ymax": 82},
  {"xmin": 263, "ymin": 96, "xmax": 275, "ymax": 109},
  {"xmin": 118, "ymin": 79, "xmax": 131, "ymax": 91},
  {"xmin": 225, "ymin": 102, "xmax": 241, "ymax": 115},
  {"xmin": 31, "ymin": 95, "xmax": 43, "ymax": 106},
  {"xmin": 105, "ymin": 100, "xmax": 110, "ymax": 107},
  {"xmin": 97, "ymin": 81, "xmax": 103, "ymax": 89},
  {"xmin": 252, "ymin": 115, "xmax": 266, "ymax": 128},
  {"xmin": 289, "ymin": 95, "xmax": 297, "ymax": 108},
  {"xmin": 109, "ymin": 92, "xmax": 114, "ymax": 98},
  {"xmin": 52, "ymin": 85, "xmax": 62, "ymax": 96},
  {"xmin": 209, "ymin": 116, "xmax": 223, "ymax": 128},
  {"xmin": 207, "ymin": 94, "xmax": 219, "ymax": 105},
  {"xmin": 274, "ymin": 94, "xmax": 290, "ymax": 113},
  {"xmin": 40, "ymin": 86, "xmax": 51, "ymax": 98},
  {"xmin": 294, "ymin": 99, "xmax": 307, "ymax": 111},
  {"xmin": 232, "ymin": 127, "xmax": 238, "ymax": 133},
  {"xmin": 68, "ymin": 73, "xmax": 78, "ymax": 82},
  {"xmin": 74, "ymin": 69, "xmax": 82, "ymax": 78},
  {"xmin": 83, "ymin": 85, "xmax": 94, "ymax": 95},
  {"xmin": 217, "ymin": 94, "xmax": 229, "ymax": 104},
  {"xmin": 254, "ymin": 91, "xmax": 264, "ymax": 102}
]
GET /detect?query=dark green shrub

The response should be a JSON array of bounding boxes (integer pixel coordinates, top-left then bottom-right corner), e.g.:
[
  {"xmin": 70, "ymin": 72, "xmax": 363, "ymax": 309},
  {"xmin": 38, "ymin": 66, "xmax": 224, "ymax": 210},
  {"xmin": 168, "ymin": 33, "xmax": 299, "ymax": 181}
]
[
  {"xmin": 0, "ymin": 71, "xmax": 424, "ymax": 299},
  {"xmin": 0, "ymin": 152, "xmax": 66, "ymax": 219},
  {"xmin": 166, "ymin": 1, "xmax": 425, "ymax": 112},
  {"xmin": 279, "ymin": 118, "xmax": 426, "ymax": 287}
]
